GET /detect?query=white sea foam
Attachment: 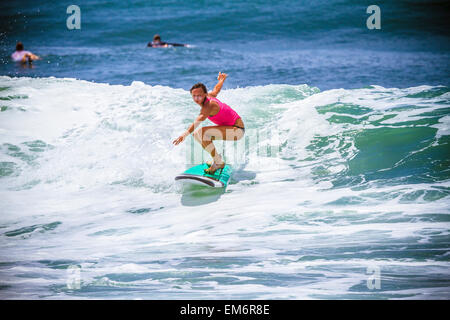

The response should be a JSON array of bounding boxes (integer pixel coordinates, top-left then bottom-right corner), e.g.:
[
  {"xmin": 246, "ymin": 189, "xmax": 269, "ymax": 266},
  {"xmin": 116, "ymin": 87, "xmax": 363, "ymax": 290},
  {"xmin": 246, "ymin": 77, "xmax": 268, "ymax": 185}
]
[{"xmin": 0, "ymin": 77, "xmax": 449, "ymax": 299}]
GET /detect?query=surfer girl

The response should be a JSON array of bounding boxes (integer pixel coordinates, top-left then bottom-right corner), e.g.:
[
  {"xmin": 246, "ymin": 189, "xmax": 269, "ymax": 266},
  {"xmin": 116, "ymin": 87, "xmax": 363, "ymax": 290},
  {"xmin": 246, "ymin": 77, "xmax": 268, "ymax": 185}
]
[{"xmin": 173, "ymin": 73, "xmax": 245, "ymax": 174}]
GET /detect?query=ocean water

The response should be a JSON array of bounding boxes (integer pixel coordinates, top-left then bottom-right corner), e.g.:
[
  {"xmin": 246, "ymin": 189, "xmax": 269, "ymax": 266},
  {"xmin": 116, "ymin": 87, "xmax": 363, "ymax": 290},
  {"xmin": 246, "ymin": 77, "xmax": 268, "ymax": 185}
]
[
  {"xmin": 1, "ymin": 0, "xmax": 449, "ymax": 90},
  {"xmin": 0, "ymin": 0, "xmax": 449, "ymax": 299}
]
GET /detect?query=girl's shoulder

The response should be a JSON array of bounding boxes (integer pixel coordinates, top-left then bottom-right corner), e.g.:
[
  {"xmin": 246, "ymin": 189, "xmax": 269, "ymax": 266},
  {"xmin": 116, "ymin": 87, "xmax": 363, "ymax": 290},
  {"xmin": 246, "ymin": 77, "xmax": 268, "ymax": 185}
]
[{"xmin": 206, "ymin": 96, "xmax": 218, "ymax": 103}]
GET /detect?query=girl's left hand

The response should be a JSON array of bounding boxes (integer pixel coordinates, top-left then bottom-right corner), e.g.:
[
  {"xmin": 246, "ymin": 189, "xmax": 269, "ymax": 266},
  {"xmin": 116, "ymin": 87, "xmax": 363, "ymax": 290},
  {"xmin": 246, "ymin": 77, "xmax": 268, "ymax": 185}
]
[{"xmin": 217, "ymin": 72, "xmax": 227, "ymax": 81}]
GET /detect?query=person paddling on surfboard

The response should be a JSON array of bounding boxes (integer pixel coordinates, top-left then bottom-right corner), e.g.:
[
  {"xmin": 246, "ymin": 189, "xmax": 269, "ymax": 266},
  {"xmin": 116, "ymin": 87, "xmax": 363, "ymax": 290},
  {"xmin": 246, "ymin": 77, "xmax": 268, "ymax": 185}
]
[
  {"xmin": 173, "ymin": 73, "xmax": 245, "ymax": 175},
  {"xmin": 147, "ymin": 34, "xmax": 188, "ymax": 48}
]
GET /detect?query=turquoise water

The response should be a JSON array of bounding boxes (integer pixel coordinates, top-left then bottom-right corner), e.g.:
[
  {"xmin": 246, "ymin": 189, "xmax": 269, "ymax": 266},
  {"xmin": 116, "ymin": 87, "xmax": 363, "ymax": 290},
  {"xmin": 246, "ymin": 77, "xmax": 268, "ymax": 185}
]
[{"xmin": 0, "ymin": 0, "xmax": 449, "ymax": 299}]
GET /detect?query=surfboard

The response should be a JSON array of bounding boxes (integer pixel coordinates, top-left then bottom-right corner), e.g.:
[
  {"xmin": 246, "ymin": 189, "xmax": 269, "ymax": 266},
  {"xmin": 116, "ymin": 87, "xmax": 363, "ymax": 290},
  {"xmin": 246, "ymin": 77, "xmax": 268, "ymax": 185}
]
[{"xmin": 175, "ymin": 163, "xmax": 232, "ymax": 188}]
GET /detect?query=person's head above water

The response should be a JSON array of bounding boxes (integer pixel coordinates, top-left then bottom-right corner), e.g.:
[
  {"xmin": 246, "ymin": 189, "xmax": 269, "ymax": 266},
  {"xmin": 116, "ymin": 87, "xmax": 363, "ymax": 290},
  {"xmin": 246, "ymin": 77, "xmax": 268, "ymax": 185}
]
[
  {"xmin": 190, "ymin": 83, "xmax": 208, "ymax": 105},
  {"xmin": 16, "ymin": 42, "xmax": 24, "ymax": 51},
  {"xmin": 153, "ymin": 34, "xmax": 162, "ymax": 43}
]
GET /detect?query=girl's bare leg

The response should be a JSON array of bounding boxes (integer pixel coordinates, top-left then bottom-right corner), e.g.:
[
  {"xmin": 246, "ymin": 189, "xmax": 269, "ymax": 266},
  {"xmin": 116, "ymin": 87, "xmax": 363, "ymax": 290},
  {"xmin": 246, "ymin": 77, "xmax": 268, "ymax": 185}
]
[{"xmin": 193, "ymin": 126, "xmax": 244, "ymax": 174}]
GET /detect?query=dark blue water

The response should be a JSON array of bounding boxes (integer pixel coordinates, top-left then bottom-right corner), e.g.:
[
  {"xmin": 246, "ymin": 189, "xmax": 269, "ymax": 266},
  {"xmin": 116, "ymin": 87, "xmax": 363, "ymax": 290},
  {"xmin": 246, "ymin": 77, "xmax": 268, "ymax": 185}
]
[{"xmin": 1, "ymin": 0, "xmax": 449, "ymax": 90}]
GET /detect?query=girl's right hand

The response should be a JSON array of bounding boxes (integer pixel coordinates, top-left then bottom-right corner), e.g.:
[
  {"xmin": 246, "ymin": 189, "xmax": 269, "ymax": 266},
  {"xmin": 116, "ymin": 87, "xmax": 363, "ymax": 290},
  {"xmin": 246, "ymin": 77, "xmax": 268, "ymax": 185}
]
[{"xmin": 173, "ymin": 135, "xmax": 185, "ymax": 146}]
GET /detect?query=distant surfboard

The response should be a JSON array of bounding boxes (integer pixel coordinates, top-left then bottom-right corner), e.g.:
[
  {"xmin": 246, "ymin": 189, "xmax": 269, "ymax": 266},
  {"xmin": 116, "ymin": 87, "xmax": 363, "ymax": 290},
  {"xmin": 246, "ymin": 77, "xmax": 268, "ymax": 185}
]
[{"xmin": 175, "ymin": 163, "xmax": 232, "ymax": 188}]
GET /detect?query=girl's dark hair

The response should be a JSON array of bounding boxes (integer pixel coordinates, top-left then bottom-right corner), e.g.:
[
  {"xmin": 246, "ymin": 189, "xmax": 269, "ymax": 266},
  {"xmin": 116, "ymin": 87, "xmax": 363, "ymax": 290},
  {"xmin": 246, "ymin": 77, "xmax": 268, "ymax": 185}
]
[
  {"xmin": 190, "ymin": 83, "xmax": 207, "ymax": 93},
  {"xmin": 16, "ymin": 42, "xmax": 24, "ymax": 51}
]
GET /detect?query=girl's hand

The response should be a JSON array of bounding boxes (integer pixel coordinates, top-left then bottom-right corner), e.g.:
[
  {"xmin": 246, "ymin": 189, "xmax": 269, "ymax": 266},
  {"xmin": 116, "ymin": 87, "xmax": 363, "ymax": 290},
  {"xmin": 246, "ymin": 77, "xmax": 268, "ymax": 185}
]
[
  {"xmin": 173, "ymin": 135, "xmax": 185, "ymax": 146},
  {"xmin": 217, "ymin": 72, "xmax": 227, "ymax": 82}
]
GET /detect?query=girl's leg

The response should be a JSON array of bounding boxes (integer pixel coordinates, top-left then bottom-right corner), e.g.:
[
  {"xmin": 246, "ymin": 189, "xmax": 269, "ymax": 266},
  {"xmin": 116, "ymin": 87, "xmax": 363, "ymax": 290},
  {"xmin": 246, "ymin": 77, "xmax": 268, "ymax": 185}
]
[{"xmin": 193, "ymin": 126, "xmax": 244, "ymax": 173}]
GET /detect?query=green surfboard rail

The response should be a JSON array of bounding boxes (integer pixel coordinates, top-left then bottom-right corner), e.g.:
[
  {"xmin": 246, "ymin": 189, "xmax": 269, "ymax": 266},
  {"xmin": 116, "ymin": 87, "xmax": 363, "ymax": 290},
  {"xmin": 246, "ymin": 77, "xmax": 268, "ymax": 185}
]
[{"xmin": 182, "ymin": 163, "xmax": 232, "ymax": 187}]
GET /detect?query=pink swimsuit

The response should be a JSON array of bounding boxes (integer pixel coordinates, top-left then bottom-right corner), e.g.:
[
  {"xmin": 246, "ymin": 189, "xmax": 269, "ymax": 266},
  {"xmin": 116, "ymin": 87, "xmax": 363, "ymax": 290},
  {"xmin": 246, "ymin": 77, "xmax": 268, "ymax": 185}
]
[
  {"xmin": 11, "ymin": 50, "xmax": 31, "ymax": 62},
  {"xmin": 205, "ymin": 96, "xmax": 242, "ymax": 127}
]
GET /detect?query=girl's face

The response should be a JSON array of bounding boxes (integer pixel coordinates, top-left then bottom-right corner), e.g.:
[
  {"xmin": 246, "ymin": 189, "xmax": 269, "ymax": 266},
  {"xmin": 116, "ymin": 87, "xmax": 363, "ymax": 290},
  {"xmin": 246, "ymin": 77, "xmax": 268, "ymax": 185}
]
[{"xmin": 191, "ymin": 88, "xmax": 207, "ymax": 105}]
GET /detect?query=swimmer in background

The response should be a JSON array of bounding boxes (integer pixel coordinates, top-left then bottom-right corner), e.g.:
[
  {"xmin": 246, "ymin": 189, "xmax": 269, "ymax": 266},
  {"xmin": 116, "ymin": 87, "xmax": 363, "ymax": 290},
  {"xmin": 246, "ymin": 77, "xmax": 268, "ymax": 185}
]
[
  {"xmin": 147, "ymin": 34, "xmax": 188, "ymax": 48},
  {"xmin": 11, "ymin": 42, "xmax": 40, "ymax": 64}
]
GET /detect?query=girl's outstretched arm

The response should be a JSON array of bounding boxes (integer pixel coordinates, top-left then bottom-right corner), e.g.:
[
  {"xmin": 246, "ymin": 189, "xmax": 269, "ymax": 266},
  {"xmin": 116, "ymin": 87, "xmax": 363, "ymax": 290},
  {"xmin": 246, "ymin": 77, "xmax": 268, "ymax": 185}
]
[
  {"xmin": 208, "ymin": 72, "xmax": 227, "ymax": 97},
  {"xmin": 172, "ymin": 103, "xmax": 213, "ymax": 146}
]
